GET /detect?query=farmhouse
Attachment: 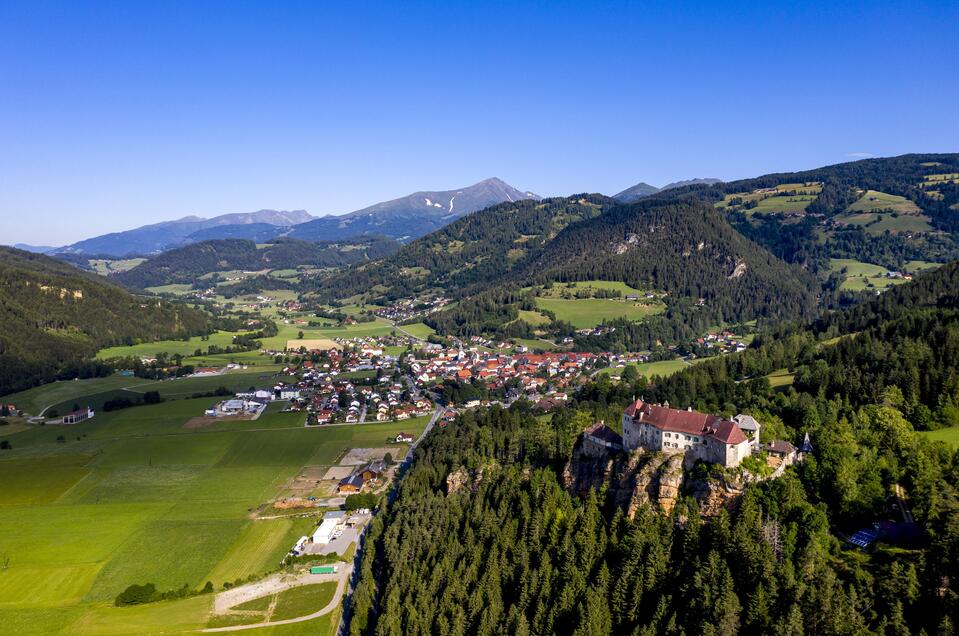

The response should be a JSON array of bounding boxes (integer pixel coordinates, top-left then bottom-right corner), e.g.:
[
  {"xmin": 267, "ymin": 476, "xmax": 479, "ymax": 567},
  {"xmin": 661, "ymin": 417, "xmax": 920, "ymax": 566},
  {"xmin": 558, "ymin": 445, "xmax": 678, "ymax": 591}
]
[
  {"xmin": 395, "ymin": 432, "xmax": 414, "ymax": 443},
  {"xmin": 337, "ymin": 473, "xmax": 365, "ymax": 494},
  {"xmin": 61, "ymin": 406, "xmax": 94, "ymax": 424},
  {"xmin": 621, "ymin": 399, "xmax": 751, "ymax": 468}
]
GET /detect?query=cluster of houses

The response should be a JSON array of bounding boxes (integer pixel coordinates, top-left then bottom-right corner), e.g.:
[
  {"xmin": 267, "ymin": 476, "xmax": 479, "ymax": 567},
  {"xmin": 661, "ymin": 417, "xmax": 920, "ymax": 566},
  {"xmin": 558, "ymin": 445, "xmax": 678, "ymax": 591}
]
[
  {"xmin": 407, "ymin": 349, "xmax": 601, "ymax": 395},
  {"xmin": 373, "ymin": 295, "xmax": 450, "ymax": 322},
  {"xmin": 692, "ymin": 331, "xmax": 750, "ymax": 355},
  {"xmin": 299, "ymin": 374, "xmax": 432, "ymax": 425}
]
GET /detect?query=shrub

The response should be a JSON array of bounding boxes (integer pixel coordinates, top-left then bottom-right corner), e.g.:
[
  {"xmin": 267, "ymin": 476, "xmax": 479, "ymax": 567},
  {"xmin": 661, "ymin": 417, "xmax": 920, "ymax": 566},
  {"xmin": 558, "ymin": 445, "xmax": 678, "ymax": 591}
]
[
  {"xmin": 344, "ymin": 492, "xmax": 377, "ymax": 511},
  {"xmin": 115, "ymin": 583, "xmax": 158, "ymax": 606}
]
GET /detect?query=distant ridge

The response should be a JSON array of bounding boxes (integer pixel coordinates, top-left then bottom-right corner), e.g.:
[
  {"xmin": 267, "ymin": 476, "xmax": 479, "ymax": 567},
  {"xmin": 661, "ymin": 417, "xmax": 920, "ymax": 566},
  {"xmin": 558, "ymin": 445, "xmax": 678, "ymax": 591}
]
[
  {"xmin": 289, "ymin": 177, "xmax": 538, "ymax": 243},
  {"xmin": 54, "ymin": 178, "xmax": 537, "ymax": 256},
  {"xmin": 56, "ymin": 209, "xmax": 314, "ymax": 257},
  {"xmin": 11, "ymin": 243, "xmax": 57, "ymax": 254},
  {"xmin": 613, "ymin": 178, "xmax": 722, "ymax": 202}
]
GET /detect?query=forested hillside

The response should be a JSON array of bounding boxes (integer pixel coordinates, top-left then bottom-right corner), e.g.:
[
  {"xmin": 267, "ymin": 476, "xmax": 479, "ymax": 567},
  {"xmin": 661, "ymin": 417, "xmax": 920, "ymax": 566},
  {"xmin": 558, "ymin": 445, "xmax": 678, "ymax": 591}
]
[
  {"xmin": 308, "ymin": 195, "xmax": 611, "ymax": 302},
  {"xmin": 657, "ymin": 153, "xmax": 959, "ymax": 271},
  {"xmin": 424, "ymin": 198, "xmax": 817, "ymax": 348},
  {"xmin": 0, "ymin": 247, "xmax": 211, "ymax": 394},
  {"xmin": 116, "ymin": 236, "xmax": 398, "ymax": 289},
  {"xmin": 349, "ymin": 261, "xmax": 959, "ymax": 636},
  {"xmin": 518, "ymin": 198, "xmax": 818, "ymax": 324}
]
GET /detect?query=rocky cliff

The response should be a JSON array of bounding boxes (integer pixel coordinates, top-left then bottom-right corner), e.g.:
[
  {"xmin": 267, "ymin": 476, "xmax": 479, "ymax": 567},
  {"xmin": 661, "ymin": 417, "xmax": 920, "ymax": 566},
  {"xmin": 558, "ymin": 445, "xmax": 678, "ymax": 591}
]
[{"xmin": 563, "ymin": 435, "xmax": 742, "ymax": 518}]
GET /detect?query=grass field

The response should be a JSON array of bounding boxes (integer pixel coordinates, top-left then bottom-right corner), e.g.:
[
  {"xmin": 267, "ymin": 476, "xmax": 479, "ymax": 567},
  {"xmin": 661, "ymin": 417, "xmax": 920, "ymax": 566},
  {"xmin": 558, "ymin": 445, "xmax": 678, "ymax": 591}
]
[
  {"xmin": 846, "ymin": 190, "xmax": 920, "ymax": 214},
  {"xmin": 4, "ymin": 376, "xmax": 155, "ymax": 415},
  {"xmin": 0, "ymin": 380, "xmax": 426, "ymax": 634},
  {"xmin": 270, "ymin": 583, "xmax": 337, "ymax": 620},
  {"xmin": 599, "ymin": 358, "xmax": 690, "ymax": 379},
  {"xmin": 921, "ymin": 427, "xmax": 959, "ymax": 448},
  {"xmin": 398, "ymin": 322, "xmax": 436, "ymax": 340},
  {"xmin": 144, "ymin": 283, "xmax": 195, "ymax": 296},
  {"xmin": 517, "ymin": 310, "xmax": 552, "ymax": 326},
  {"xmin": 97, "ymin": 330, "xmax": 252, "ymax": 360},
  {"xmin": 829, "ymin": 258, "xmax": 909, "ymax": 292},
  {"xmin": 89, "ymin": 259, "xmax": 147, "ymax": 276},
  {"xmin": 534, "ymin": 297, "xmax": 664, "ymax": 329},
  {"xmin": 536, "ymin": 280, "xmax": 647, "ymax": 297},
  {"xmin": 766, "ymin": 369, "xmax": 795, "ymax": 390},
  {"xmin": 903, "ymin": 260, "xmax": 941, "ymax": 273},
  {"xmin": 838, "ymin": 212, "xmax": 933, "ymax": 235}
]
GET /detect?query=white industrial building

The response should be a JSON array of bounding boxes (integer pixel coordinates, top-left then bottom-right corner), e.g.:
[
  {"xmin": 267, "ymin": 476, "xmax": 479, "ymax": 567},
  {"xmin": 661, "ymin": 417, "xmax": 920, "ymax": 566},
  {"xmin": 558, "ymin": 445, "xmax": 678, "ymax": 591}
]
[{"xmin": 312, "ymin": 511, "xmax": 346, "ymax": 544}]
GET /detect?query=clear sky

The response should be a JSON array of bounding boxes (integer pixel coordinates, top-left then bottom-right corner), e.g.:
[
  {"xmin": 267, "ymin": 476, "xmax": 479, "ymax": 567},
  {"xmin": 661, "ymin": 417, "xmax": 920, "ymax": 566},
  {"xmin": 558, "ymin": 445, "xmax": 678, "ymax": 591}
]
[{"xmin": 2, "ymin": 0, "xmax": 957, "ymax": 245}]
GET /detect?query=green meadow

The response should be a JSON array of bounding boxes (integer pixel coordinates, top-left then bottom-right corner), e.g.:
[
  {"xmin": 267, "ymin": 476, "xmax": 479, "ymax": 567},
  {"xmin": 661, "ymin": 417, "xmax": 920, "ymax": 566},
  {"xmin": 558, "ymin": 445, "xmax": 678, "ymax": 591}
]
[
  {"xmin": 846, "ymin": 190, "xmax": 920, "ymax": 214},
  {"xmin": 397, "ymin": 322, "xmax": 436, "ymax": 340},
  {"xmin": 598, "ymin": 358, "xmax": 690, "ymax": 378},
  {"xmin": 922, "ymin": 426, "xmax": 959, "ymax": 449},
  {"xmin": 5, "ymin": 376, "xmax": 155, "ymax": 415},
  {"xmin": 0, "ymin": 380, "xmax": 426, "ymax": 634},
  {"xmin": 829, "ymin": 258, "xmax": 908, "ymax": 292},
  {"xmin": 534, "ymin": 297, "xmax": 664, "ymax": 329}
]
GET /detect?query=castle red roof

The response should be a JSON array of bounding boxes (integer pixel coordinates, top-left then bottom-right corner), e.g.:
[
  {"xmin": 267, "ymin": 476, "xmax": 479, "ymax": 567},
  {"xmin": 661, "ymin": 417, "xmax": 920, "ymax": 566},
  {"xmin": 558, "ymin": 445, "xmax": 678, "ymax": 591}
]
[{"xmin": 624, "ymin": 399, "xmax": 747, "ymax": 446}]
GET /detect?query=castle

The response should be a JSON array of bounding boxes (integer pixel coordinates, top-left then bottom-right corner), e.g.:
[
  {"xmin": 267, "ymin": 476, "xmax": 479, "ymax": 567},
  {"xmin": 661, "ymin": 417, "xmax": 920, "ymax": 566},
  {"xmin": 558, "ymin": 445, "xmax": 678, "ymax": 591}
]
[{"xmin": 621, "ymin": 399, "xmax": 753, "ymax": 468}]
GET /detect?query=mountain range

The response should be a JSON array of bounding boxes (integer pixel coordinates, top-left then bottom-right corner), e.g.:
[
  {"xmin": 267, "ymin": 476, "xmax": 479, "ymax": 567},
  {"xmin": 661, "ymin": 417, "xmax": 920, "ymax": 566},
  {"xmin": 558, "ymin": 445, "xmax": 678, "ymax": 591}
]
[
  {"xmin": 287, "ymin": 177, "xmax": 538, "ymax": 243},
  {"xmin": 55, "ymin": 209, "xmax": 314, "ymax": 257},
  {"xmin": 48, "ymin": 178, "xmax": 539, "ymax": 258}
]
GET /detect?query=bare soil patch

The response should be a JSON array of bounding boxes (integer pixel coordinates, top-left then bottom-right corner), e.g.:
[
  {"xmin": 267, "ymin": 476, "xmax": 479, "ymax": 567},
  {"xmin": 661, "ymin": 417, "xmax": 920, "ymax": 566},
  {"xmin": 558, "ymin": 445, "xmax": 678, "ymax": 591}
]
[
  {"xmin": 339, "ymin": 446, "xmax": 397, "ymax": 465},
  {"xmin": 322, "ymin": 466, "xmax": 353, "ymax": 481}
]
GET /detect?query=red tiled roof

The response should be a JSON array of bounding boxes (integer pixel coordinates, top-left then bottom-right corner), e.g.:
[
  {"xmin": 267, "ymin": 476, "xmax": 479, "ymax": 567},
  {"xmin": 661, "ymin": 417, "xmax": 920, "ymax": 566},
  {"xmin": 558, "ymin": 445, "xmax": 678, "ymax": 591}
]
[{"xmin": 624, "ymin": 399, "xmax": 747, "ymax": 445}]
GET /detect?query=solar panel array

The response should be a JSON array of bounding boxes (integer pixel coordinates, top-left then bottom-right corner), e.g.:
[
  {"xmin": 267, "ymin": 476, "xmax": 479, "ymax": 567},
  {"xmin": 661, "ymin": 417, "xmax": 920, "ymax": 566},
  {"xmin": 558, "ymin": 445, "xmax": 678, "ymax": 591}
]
[{"xmin": 848, "ymin": 527, "xmax": 879, "ymax": 548}]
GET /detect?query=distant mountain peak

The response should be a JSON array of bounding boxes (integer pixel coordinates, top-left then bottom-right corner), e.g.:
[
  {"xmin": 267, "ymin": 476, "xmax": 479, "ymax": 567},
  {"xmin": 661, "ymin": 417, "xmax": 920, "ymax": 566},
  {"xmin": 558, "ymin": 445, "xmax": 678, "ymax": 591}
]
[
  {"xmin": 614, "ymin": 177, "xmax": 723, "ymax": 202},
  {"xmin": 613, "ymin": 182, "xmax": 661, "ymax": 202},
  {"xmin": 289, "ymin": 178, "xmax": 538, "ymax": 244}
]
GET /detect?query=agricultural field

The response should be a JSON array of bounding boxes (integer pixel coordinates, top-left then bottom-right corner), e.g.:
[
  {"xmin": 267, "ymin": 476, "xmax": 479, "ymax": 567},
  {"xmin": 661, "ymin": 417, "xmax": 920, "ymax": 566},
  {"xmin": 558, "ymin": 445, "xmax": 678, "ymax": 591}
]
[
  {"xmin": 536, "ymin": 280, "xmax": 648, "ymax": 297},
  {"xmin": 922, "ymin": 172, "xmax": 959, "ymax": 185},
  {"xmin": 88, "ymin": 258, "xmax": 147, "ymax": 276},
  {"xmin": 534, "ymin": 297, "xmax": 664, "ymax": 329},
  {"xmin": 0, "ymin": 380, "xmax": 426, "ymax": 634},
  {"xmin": 837, "ymin": 212, "xmax": 933, "ymax": 235},
  {"xmin": 97, "ymin": 330, "xmax": 253, "ymax": 360},
  {"xmin": 922, "ymin": 426, "xmax": 959, "ymax": 449},
  {"xmin": 4, "ymin": 376, "xmax": 155, "ymax": 415},
  {"xmin": 397, "ymin": 322, "xmax": 436, "ymax": 340},
  {"xmin": 716, "ymin": 182, "xmax": 822, "ymax": 215},
  {"xmin": 144, "ymin": 283, "xmax": 195, "ymax": 296},
  {"xmin": 598, "ymin": 358, "xmax": 690, "ymax": 379},
  {"xmin": 829, "ymin": 259, "xmax": 910, "ymax": 292},
  {"xmin": 903, "ymin": 260, "xmax": 941, "ymax": 273},
  {"xmin": 846, "ymin": 190, "xmax": 920, "ymax": 214}
]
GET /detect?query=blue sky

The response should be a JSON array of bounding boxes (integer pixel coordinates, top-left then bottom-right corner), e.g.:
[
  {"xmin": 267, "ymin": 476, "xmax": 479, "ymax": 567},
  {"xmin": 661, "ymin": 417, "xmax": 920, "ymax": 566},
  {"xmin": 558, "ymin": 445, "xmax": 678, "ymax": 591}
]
[{"xmin": 2, "ymin": 0, "xmax": 957, "ymax": 245}]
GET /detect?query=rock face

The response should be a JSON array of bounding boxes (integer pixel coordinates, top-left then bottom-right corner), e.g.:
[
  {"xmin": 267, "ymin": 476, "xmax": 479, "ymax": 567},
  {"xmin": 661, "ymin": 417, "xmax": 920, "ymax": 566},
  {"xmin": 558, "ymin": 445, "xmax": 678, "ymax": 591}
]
[
  {"xmin": 688, "ymin": 473, "xmax": 745, "ymax": 516},
  {"xmin": 656, "ymin": 454, "xmax": 685, "ymax": 516},
  {"xmin": 445, "ymin": 464, "xmax": 497, "ymax": 495},
  {"xmin": 563, "ymin": 432, "xmax": 742, "ymax": 518}
]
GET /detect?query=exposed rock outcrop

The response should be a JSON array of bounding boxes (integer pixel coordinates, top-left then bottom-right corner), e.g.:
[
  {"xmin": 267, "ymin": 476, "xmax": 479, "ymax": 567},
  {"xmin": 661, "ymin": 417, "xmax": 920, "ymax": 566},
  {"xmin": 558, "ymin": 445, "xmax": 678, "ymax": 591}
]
[
  {"xmin": 564, "ymin": 431, "xmax": 745, "ymax": 518},
  {"xmin": 445, "ymin": 463, "xmax": 498, "ymax": 495}
]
